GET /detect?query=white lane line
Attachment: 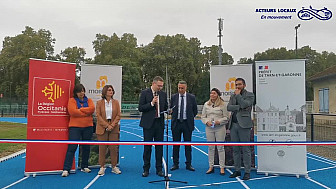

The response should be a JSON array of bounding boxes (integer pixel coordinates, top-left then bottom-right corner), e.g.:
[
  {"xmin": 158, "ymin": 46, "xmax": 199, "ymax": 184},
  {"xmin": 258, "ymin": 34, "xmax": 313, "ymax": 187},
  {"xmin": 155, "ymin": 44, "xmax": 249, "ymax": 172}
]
[
  {"xmin": 308, "ymin": 166, "xmax": 336, "ymax": 173},
  {"xmin": 307, "ymin": 153, "xmax": 336, "ymax": 164},
  {"xmin": 246, "ymin": 175, "xmax": 279, "ymax": 181},
  {"xmin": 191, "ymin": 145, "xmax": 208, "ymax": 156},
  {"xmin": 120, "ymin": 126, "xmax": 143, "ymax": 131},
  {"xmin": 2, "ymin": 176, "xmax": 29, "ymax": 189},
  {"xmin": 120, "ymin": 130, "xmax": 143, "ymax": 139},
  {"xmin": 306, "ymin": 177, "xmax": 331, "ymax": 189},
  {"xmin": 191, "ymin": 135, "xmax": 206, "ymax": 140},
  {"xmin": 170, "ymin": 180, "xmax": 240, "ymax": 189},
  {"xmin": 194, "ymin": 126, "xmax": 200, "ymax": 132},
  {"xmin": 226, "ymin": 169, "xmax": 250, "ymax": 189},
  {"xmin": 308, "ymin": 156, "xmax": 336, "ymax": 166},
  {"xmin": 83, "ymin": 175, "xmax": 101, "ymax": 189}
]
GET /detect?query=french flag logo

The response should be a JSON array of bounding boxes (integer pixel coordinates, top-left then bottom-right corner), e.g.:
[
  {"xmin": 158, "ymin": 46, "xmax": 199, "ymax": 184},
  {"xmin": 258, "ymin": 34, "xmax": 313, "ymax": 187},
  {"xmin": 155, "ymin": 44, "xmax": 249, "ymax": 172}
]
[{"xmin": 259, "ymin": 65, "xmax": 269, "ymax": 70}]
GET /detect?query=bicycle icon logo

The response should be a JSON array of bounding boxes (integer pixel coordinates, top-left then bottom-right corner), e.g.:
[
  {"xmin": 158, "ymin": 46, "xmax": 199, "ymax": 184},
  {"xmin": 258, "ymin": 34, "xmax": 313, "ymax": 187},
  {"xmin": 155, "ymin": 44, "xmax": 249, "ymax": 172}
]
[{"xmin": 298, "ymin": 6, "xmax": 332, "ymax": 20}]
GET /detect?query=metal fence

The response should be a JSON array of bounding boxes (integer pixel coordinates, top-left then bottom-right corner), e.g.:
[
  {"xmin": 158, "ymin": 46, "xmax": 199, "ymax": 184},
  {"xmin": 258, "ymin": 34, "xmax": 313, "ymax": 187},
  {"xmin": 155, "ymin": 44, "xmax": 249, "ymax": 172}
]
[
  {"xmin": 0, "ymin": 105, "xmax": 28, "ymax": 117},
  {"xmin": 306, "ymin": 113, "xmax": 336, "ymax": 161}
]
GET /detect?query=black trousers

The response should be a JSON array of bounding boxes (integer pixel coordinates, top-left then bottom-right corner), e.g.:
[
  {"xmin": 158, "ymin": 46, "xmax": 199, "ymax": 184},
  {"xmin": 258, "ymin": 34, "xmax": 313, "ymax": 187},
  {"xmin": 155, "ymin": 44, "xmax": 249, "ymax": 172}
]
[
  {"xmin": 63, "ymin": 126, "xmax": 93, "ymax": 171},
  {"xmin": 172, "ymin": 120, "xmax": 192, "ymax": 166},
  {"xmin": 143, "ymin": 119, "xmax": 164, "ymax": 172}
]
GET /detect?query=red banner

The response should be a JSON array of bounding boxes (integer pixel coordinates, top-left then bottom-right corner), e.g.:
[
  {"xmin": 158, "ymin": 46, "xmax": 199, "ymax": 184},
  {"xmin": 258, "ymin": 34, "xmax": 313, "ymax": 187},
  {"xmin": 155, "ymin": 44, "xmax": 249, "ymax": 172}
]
[{"xmin": 25, "ymin": 59, "xmax": 76, "ymax": 174}]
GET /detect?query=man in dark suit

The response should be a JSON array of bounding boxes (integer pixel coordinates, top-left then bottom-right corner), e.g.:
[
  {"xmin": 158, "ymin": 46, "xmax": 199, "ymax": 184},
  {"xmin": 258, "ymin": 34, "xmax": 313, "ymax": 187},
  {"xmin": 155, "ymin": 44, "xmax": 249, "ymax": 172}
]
[
  {"xmin": 139, "ymin": 76, "xmax": 168, "ymax": 177},
  {"xmin": 170, "ymin": 81, "xmax": 197, "ymax": 171},
  {"xmin": 227, "ymin": 78, "xmax": 254, "ymax": 180}
]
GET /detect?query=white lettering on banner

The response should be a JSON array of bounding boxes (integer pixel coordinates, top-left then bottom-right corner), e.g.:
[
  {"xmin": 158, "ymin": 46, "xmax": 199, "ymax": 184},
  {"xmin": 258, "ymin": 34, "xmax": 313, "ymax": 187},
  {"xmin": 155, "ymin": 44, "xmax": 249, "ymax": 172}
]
[{"xmin": 256, "ymin": 60, "xmax": 307, "ymax": 176}]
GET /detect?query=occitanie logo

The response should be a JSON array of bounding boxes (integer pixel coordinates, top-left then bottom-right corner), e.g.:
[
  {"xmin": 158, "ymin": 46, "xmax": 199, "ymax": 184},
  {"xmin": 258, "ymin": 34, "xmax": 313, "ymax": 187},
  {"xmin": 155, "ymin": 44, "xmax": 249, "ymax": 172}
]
[
  {"xmin": 42, "ymin": 81, "xmax": 65, "ymax": 102},
  {"xmin": 225, "ymin": 77, "xmax": 236, "ymax": 91},
  {"xmin": 96, "ymin": 76, "xmax": 108, "ymax": 89}
]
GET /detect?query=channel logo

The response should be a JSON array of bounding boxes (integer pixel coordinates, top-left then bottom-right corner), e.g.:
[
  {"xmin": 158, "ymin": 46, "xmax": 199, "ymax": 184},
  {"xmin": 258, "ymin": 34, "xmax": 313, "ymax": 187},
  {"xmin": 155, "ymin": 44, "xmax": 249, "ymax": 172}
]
[
  {"xmin": 42, "ymin": 81, "xmax": 65, "ymax": 103},
  {"xmin": 96, "ymin": 76, "xmax": 108, "ymax": 89},
  {"xmin": 298, "ymin": 6, "xmax": 332, "ymax": 20}
]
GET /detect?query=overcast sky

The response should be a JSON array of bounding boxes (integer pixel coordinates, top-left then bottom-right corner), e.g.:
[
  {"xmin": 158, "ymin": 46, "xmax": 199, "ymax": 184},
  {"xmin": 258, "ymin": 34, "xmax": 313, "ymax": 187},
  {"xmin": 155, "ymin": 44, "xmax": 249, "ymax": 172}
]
[{"xmin": 0, "ymin": 0, "xmax": 335, "ymax": 63}]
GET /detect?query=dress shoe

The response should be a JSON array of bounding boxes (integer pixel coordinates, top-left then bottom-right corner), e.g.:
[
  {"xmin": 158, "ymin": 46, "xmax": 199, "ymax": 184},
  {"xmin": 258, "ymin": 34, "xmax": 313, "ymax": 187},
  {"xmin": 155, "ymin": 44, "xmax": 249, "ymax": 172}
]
[
  {"xmin": 156, "ymin": 170, "xmax": 164, "ymax": 177},
  {"xmin": 243, "ymin": 173, "xmax": 250, "ymax": 180},
  {"xmin": 142, "ymin": 171, "xmax": 149, "ymax": 177},
  {"xmin": 170, "ymin": 164, "xmax": 179, "ymax": 171},
  {"xmin": 205, "ymin": 167, "xmax": 214, "ymax": 174},
  {"xmin": 186, "ymin": 165, "xmax": 195, "ymax": 171},
  {"xmin": 220, "ymin": 168, "xmax": 225, "ymax": 175},
  {"xmin": 229, "ymin": 171, "xmax": 241, "ymax": 178}
]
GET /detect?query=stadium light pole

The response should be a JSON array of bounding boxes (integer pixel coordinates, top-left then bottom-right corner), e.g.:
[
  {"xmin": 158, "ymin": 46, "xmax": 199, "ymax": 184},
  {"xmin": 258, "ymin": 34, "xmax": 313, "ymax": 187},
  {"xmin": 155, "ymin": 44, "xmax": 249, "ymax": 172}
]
[
  {"xmin": 218, "ymin": 18, "xmax": 223, "ymax": 65},
  {"xmin": 295, "ymin": 24, "xmax": 301, "ymax": 57}
]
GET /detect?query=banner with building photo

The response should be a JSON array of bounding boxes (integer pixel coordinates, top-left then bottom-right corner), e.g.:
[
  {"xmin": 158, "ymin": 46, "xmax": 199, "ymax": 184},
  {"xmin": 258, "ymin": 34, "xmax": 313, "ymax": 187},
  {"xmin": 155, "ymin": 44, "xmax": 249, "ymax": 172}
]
[
  {"xmin": 25, "ymin": 59, "xmax": 76, "ymax": 175},
  {"xmin": 210, "ymin": 64, "xmax": 255, "ymax": 167},
  {"xmin": 80, "ymin": 64, "xmax": 122, "ymax": 104},
  {"xmin": 256, "ymin": 59, "xmax": 307, "ymax": 176}
]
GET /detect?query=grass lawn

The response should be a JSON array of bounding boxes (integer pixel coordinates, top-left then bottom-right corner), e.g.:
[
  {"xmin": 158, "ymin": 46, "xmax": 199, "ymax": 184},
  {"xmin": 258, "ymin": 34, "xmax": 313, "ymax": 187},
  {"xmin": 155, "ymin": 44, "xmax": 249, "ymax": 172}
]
[{"xmin": 0, "ymin": 122, "xmax": 27, "ymax": 158}]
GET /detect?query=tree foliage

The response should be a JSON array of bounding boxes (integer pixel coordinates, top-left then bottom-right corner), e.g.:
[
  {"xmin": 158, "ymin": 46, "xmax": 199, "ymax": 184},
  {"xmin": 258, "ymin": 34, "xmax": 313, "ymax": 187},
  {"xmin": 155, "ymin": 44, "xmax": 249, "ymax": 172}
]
[
  {"xmin": 2, "ymin": 26, "xmax": 335, "ymax": 104},
  {"xmin": 239, "ymin": 46, "xmax": 336, "ymax": 100},
  {"xmin": 0, "ymin": 26, "xmax": 55, "ymax": 102},
  {"xmin": 92, "ymin": 33, "xmax": 143, "ymax": 102}
]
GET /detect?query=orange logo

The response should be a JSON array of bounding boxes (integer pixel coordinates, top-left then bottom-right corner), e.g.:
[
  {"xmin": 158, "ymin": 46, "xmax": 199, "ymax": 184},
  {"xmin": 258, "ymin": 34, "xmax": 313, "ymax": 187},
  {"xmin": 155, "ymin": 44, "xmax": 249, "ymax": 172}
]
[
  {"xmin": 96, "ymin": 76, "xmax": 108, "ymax": 89},
  {"xmin": 225, "ymin": 77, "xmax": 236, "ymax": 91},
  {"xmin": 42, "ymin": 81, "xmax": 65, "ymax": 102}
]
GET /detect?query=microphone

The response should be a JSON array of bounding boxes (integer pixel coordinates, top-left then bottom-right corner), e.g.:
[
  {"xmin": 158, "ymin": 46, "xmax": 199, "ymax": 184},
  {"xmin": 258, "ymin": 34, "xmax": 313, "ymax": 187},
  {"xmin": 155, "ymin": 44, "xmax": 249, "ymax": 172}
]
[{"xmin": 154, "ymin": 92, "xmax": 158, "ymax": 104}]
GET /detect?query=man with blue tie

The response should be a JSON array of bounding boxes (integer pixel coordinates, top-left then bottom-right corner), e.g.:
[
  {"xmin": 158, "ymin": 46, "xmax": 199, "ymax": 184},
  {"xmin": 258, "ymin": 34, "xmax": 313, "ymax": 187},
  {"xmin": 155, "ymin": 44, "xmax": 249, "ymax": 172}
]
[{"xmin": 170, "ymin": 81, "xmax": 198, "ymax": 171}]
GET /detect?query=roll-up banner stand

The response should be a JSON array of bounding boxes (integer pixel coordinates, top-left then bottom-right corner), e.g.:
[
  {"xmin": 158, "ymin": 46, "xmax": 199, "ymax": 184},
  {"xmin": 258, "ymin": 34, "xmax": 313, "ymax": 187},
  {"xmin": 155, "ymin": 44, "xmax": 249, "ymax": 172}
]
[
  {"xmin": 25, "ymin": 59, "xmax": 76, "ymax": 175},
  {"xmin": 256, "ymin": 59, "xmax": 307, "ymax": 176},
  {"xmin": 80, "ymin": 64, "xmax": 122, "ymax": 167},
  {"xmin": 210, "ymin": 64, "xmax": 255, "ymax": 167}
]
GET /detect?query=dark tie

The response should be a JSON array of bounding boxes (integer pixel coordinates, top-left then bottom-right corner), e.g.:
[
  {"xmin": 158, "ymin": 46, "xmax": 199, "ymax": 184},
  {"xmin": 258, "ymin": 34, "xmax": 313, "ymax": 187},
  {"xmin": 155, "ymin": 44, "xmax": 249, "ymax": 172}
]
[
  {"xmin": 179, "ymin": 95, "xmax": 184, "ymax": 122},
  {"xmin": 154, "ymin": 92, "xmax": 159, "ymax": 118}
]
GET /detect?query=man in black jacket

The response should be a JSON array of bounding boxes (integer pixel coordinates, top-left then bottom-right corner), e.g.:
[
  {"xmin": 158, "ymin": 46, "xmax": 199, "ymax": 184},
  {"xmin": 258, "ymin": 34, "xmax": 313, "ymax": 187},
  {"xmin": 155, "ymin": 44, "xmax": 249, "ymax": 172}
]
[
  {"xmin": 139, "ymin": 76, "xmax": 168, "ymax": 177},
  {"xmin": 170, "ymin": 81, "xmax": 197, "ymax": 171}
]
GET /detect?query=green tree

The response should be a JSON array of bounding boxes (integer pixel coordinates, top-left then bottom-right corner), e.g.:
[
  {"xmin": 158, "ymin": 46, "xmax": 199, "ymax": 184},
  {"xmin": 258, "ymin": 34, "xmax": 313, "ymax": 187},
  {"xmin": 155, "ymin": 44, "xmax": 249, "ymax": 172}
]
[
  {"xmin": 92, "ymin": 33, "xmax": 143, "ymax": 102},
  {"xmin": 0, "ymin": 26, "xmax": 55, "ymax": 102},
  {"xmin": 239, "ymin": 46, "xmax": 336, "ymax": 101},
  {"xmin": 140, "ymin": 34, "xmax": 199, "ymax": 93}
]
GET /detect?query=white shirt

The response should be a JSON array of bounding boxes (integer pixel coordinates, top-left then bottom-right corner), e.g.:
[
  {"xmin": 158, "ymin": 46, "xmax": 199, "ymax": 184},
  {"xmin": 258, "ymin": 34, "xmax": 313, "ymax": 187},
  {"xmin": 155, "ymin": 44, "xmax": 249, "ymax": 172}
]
[
  {"xmin": 105, "ymin": 99, "xmax": 113, "ymax": 119},
  {"xmin": 178, "ymin": 92, "xmax": 187, "ymax": 120}
]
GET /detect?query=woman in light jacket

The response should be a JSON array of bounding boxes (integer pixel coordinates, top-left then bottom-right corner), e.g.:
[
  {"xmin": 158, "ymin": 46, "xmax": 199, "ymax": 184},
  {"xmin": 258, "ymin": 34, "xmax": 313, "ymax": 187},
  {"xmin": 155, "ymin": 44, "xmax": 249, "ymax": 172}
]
[
  {"xmin": 96, "ymin": 85, "xmax": 121, "ymax": 175},
  {"xmin": 201, "ymin": 88, "xmax": 229, "ymax": 175}
]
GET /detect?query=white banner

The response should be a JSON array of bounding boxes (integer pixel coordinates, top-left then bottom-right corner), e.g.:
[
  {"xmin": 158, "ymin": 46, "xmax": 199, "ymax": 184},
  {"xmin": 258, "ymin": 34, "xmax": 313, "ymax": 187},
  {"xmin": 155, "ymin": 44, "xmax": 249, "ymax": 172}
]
[
  {"xmin": 256, "ymin": 59, "xmax": 307, "ymax": 176},
  {"xmin": 81, "ymin": 64, "xmax": 122, "ymax": 104},
  {"xmin": 210, "ymin": 64, "xmax": 253, "ymax": 102},
  {"xmin": 210, "ymin": 64, "xmax": 255, "ymax": 167}
]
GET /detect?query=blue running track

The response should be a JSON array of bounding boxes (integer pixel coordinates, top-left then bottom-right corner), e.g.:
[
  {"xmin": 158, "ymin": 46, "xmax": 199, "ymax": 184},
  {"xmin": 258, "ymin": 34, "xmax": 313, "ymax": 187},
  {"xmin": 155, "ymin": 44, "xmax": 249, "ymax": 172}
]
[{"xmin": 0, "ymin": 118, "xmax": 335, "ymax": 189}]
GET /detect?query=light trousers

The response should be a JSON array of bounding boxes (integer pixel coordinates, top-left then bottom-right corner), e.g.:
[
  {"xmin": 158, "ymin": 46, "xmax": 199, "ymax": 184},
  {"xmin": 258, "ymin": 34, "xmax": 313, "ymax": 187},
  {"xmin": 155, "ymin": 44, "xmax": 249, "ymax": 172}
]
[{"xmin": 205, "ymin": 125, "xmax": 226, "ymax": 168}]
